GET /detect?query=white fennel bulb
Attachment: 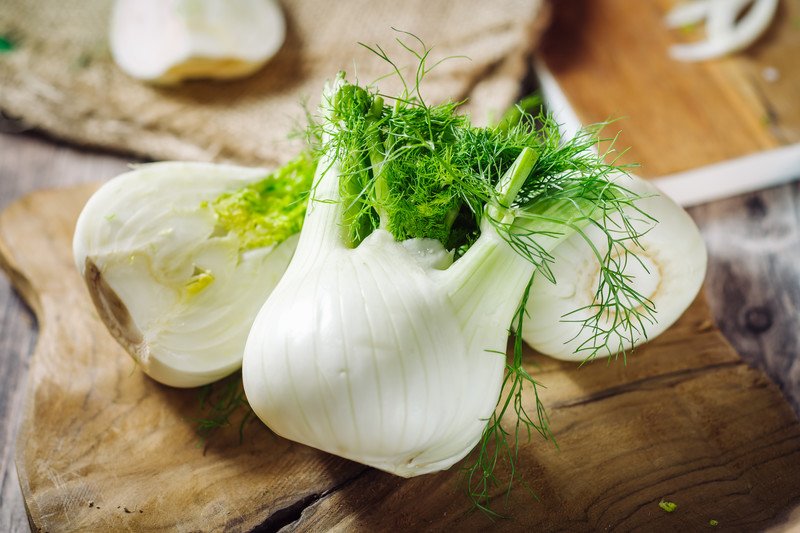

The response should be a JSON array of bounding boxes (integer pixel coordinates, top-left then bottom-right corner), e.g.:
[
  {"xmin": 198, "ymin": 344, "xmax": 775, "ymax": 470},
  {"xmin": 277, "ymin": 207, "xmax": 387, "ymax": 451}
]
[
  {"xmin": 110, "ymin": 0, "xmax": 286, "ymax": 84},
  {"xmin": 521, "ymin": 173, "xmax": 707, "ymax": 360},
  {"xmin": 241, "ymin": 72, "xmax": 651, "ymax": 479},
  {"xmin": 74, "ymin": 160, "xmax": 312, "ymax": 387},
  {"xmin": 244, "ymin": 142, "xmax": 538, "ymax": 477}
]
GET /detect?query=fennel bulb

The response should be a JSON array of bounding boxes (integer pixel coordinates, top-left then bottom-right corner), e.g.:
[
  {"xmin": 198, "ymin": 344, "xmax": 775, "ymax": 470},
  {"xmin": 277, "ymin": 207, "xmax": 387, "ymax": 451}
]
[
  {"xmin": 73, "ymin": 159, "xmax": 312, "ymax": 387},
  {"xmin": 244, "ymin": 145, "xmax": 537, "ymax": 476},
  {"xmin": 521, "ymin": 173, "xmax": 707, "ymax": 360},
  {"xmin": 110, "ymin": 0, "xmax": 286, "ymax": 84},
  {"xmin": 242, "ymin": 72, "xmax": 653, "ymax": 481}
]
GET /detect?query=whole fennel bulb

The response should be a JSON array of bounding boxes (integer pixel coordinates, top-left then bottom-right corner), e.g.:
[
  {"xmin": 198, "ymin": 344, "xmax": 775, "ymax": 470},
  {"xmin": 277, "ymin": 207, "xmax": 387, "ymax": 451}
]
[
  {"xmin": 244, "ymin": 147, "xmax": 537, "ymax": 476},
  {"xmin": 242, "ymin": 75, "xmax": 655, "ymax": 477}
]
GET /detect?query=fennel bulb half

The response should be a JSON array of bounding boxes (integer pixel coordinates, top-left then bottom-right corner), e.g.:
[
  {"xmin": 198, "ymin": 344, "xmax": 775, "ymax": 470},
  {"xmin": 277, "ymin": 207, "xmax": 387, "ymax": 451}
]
[
  {"xmin": 73, "ymin": 160, "xmax": 311, "ymax": 387},
  {"xmin": 522, "ymin": 173, "xmax": 707, "ymax": 360},
  {"xmin": 110, "ymin": 0, "xmax": 286, "ymax": 84}
]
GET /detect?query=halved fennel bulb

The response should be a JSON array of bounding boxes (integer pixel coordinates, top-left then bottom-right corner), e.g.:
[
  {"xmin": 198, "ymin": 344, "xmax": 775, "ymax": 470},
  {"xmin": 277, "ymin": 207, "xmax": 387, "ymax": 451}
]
[
  {"xmin": 521, "ymin": 174, "xmax": 707, "ymax": 360},
  {"xmin": 73, "ymin": 162, "xmax": 298, "ymax": 387},
  {"xmin": 110, "ymin": 0, "xmax": 286, "ymax": 84}
]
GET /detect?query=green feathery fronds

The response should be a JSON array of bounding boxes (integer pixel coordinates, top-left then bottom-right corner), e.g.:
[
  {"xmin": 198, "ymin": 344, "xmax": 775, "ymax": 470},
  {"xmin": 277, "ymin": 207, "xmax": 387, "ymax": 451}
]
[
  {"xmin": 193, "ymin": 372, "xmax": 254, "ymax": 445},
  {"xmin": 211, "ymin": 152, "xmax": 316, "ymax": 252}
]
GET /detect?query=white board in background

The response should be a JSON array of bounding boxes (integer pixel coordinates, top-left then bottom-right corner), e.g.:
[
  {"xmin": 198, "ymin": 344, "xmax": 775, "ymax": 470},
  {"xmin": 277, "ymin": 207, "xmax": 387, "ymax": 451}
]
[{"xmin": 533, "ymin": 57, "xmax": 800, "ymax": 207}]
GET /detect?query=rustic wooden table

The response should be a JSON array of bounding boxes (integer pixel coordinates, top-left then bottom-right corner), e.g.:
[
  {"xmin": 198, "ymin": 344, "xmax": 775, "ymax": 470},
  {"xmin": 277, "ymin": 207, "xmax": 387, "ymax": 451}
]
[{"xmin": 1, "ymin": 127, "xmax": 799, "ymax": 531}]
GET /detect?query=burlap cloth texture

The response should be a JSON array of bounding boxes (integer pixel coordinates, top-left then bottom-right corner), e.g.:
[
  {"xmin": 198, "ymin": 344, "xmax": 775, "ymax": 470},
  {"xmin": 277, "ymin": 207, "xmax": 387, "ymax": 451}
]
[{"xmin": 0, "ymin": 0, "xmax": 548, "ymax": 167}]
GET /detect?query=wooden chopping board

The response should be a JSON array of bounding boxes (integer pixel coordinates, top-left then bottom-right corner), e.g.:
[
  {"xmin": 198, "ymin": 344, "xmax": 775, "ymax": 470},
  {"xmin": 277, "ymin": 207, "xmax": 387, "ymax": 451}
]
[
  {"xmin": 3, "ymin": 184, "xmax": 800, "ymax": 531},
  {"xmin": 538, "ymin": 0, "xmax": 800, "ymax": 179}
]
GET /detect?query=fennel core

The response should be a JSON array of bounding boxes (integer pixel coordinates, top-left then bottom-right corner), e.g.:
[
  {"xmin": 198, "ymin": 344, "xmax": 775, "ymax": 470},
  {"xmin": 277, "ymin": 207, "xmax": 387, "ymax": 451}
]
[{"xmin": 210, "ymin": 152, "xmax": 316, "ymax": 253}]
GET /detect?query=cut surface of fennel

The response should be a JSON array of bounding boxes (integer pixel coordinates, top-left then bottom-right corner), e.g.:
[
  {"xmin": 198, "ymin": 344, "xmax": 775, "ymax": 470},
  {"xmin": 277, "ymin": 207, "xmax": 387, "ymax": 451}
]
[
  {"xmin": 73, "ymin": 162, "xmax": 299, "ymax": 387},
  {"xmin": 522, "ymin": 173, "xmax": 707, "ymax": 360},
  {"xmin": 243, "ymin": 146, "xmax": 542, "ymax": 476},
  {"xmin": 110, "ymin": 0, "xmax": 286, "ymax": 84}
]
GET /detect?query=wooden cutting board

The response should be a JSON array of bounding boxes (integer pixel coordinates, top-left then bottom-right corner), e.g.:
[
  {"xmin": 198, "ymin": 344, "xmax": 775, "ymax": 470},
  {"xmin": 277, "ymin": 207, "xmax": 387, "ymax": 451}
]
[
  {"xmin": 3, "ymin": 184, "xmax": 800, "ymax": 531},
  {"xmin": 539, "ymin": 0, "xmax": 800, "ymax": 178}
]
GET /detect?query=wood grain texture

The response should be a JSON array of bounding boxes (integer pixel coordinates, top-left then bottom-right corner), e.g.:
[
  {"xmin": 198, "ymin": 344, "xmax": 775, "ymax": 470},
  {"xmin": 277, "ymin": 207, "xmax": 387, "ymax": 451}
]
[
  {"xmin": 0, "ymin": 132, "xmax": 131, "ymax": 533},
  {"xmin": 688, "ymin": 183, "xmax": 800, "ymax": 415},
  {"xmin": 2, "ymin": 182, "xmax": 800, "ymax": 531},
  {"xmin": 293, "ymin": 363, "xmax": 799, "ymax": 532},
  {"xmin": 538, "ymin": 0, "xmax": 800, "ymax": 177},
  {"xmin": 0, "ymin": 286, "xmax": 34, "ymax": 533}
]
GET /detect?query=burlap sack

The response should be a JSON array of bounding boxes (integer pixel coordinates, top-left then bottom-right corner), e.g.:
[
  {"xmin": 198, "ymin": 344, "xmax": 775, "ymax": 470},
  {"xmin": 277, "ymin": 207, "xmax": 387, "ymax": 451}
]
[{"xmin": 0, "ymin": 0, "xmax": 547, "ymax": 167}]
